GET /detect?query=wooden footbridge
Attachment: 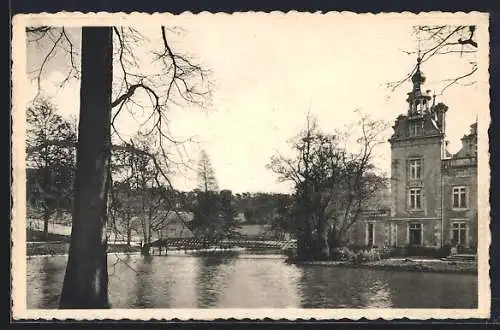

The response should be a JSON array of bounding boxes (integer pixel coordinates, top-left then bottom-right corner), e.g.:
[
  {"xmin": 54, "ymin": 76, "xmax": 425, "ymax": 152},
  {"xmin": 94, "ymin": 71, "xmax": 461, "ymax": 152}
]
[{"xmin": 146, "ymin": 237, "xmax": 297, "ymax": 252}]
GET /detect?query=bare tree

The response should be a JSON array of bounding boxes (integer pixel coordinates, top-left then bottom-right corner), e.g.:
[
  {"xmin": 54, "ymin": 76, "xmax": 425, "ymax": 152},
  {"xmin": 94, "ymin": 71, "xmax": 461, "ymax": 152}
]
[
  {"xmin": 388, "ymin": 25, "xmax": 478, "ymax": 95},
  {"xmin": 26, "ymin": 24, "xmax": 211, "ymax": 308},
  {"xmin": 26, "ymin": 98, "xmax": 76, "ymax": 238},
  {"xmin": 197, "ymin": 149, "xmax": 219, "ymax": 193},
  {"xmin": 189, "ymin": 150, "xmax": 222, "ymax": 239},
  {"xmin": 267, "ymin": 113, "xmax": 388, "ymax": 260},
  {"xmin": 111, "ymin": 133, "xmax": 172, "ymax": 255},
  {"xmin": 109, "ymin": 181, "xmax": 138, "ymax": 248}
]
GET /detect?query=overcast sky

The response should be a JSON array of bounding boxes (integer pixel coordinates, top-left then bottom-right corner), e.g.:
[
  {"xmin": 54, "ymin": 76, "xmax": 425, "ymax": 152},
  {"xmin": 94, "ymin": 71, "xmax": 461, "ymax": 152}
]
[{"xmin": 24, "ymin": 13, "xmax": 487, "ymax": 194}]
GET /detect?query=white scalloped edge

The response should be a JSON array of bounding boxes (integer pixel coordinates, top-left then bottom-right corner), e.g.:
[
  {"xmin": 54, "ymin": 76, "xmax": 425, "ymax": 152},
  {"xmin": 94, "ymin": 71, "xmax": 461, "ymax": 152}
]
[
  {"xmin": 11, "ymin": 10, "xmax": 490, "ymax": 24},
  {"xmin": 10, "ymin": 10, "xmax": 491, "ymax": 321}
]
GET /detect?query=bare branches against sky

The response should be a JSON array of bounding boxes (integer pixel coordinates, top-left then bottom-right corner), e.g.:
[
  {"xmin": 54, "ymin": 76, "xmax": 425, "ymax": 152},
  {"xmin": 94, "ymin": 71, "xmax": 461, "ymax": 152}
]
[{"xmin": 24, "ymin": 13, "xmax": 488, "ymax": 194}]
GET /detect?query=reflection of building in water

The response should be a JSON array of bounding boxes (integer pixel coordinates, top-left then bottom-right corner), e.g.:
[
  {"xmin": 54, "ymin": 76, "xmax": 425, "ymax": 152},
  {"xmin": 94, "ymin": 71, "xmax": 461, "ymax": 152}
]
[
  {"xmin": 359, "ymin": 279, "xmax": 393, "ymax": 308},
  {"xmin": 351, "ymin": 58, "xmax": 478, "ymax": 251}
]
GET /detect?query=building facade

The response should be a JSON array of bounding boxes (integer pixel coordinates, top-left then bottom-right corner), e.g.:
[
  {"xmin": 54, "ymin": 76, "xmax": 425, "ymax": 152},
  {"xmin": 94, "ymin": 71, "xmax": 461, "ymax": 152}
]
[{"xmin": 358, "ymin": 58, "xmax": 478, "ymax": 252}]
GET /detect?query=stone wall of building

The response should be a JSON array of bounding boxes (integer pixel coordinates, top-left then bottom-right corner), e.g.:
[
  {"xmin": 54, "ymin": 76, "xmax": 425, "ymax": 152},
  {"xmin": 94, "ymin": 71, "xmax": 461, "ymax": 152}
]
[
  {"xmin": 390, "ymin": 135, "xmax": 444, "ymax": 219},
  {"xmin": 351, "ymin": 218, "xmax": 443, "ymax": 249},
  {"xmin": 441, "ymin": 158, "xmax": 478, "ymax": 248},
  {"xmin": 349, "ymin": 216, "xmax": 389, "ymax": 248}
]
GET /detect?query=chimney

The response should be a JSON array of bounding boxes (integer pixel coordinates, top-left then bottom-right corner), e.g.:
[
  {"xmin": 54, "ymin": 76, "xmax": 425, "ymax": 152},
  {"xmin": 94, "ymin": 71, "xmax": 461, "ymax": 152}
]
[{"xmin": 434, "ymin": 102, "xmax": 448, "ymax": 133}]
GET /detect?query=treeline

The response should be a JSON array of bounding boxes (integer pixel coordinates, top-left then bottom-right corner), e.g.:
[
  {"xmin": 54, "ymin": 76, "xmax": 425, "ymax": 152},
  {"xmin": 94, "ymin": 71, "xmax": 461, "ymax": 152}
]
[
  {"xmin": 149, "ymin": 190, "xmax": 295, "ymax": 225},
  {"xmin": 25, "ymin": 99, "xmax": 295, "ymax": 247}
]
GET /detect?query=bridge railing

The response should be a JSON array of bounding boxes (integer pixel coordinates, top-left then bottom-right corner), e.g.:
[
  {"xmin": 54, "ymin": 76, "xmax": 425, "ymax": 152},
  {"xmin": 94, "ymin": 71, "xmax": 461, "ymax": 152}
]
[{"xmin": 150, "ymin": 237, "xmax": 297, "ymax": 250}]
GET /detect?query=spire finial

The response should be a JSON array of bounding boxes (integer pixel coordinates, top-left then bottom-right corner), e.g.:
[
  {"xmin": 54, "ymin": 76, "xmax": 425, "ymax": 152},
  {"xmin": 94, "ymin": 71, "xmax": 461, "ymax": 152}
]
[
  {"xmin": 411, "ymin": 56, "xmax": 425, "ymax": 89},
  {"xmin": 417, "ymin": 26, "xmax": 422, "ymax": 60},
  {"xmin": 414, "ymin": 36, "xmax": 423, "ymax": 76}
]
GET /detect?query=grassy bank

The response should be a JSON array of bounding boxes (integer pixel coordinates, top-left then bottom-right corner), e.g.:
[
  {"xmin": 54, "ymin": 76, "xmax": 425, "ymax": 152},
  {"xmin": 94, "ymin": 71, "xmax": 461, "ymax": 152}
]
[
  {"xmin": 26, "ymin": 230, "xmax": 143, "ymax": 256},
  {"xmin": 27, "ymin": 230, "xmax": 70, "ymax": 242},
  {"xmin": 294, "ymin": 258, "xmax": 478, "ymax": 275},
  {"xmin": 26, "ymin": 241, "xmax": 142, "ymax": 256}
]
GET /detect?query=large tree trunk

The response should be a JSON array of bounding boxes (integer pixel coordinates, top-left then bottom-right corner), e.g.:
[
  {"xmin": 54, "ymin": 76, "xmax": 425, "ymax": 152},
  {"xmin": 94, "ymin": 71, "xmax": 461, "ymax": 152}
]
[
  {"xmin": 317, "ymin": 215, "xmax": 330, "ymax": 260},
  {"xmin": 59, "ymin": 27, "xmax": 113, "ymax": 309},
  {"xmin": 141, "ymin": 215, "xmax": 151, "ymax": 256},
  {"xmin": 42, "ymin": 209, "xmax": 50, "ymax": 240},
  {"xmin": 295, "ymin": 213, "xmax": 314, "ymax": 261},
  {"xmin": 126, "ymin": 217, "xmax": 132, "ymax": 247},
  {"xmin": 318, "ymin": 235, "xmax": 330, "ymax": 260}
]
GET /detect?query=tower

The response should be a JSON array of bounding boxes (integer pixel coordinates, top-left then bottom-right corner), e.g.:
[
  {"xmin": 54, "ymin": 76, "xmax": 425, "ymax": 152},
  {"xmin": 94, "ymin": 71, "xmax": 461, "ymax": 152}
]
[
  {"xmin": 407, "ymin": 57, "xmax": 432, "ymax": 117},
  {"xmin": 388, "ymin": 58, "xmax": 448, "ymax": 248}
]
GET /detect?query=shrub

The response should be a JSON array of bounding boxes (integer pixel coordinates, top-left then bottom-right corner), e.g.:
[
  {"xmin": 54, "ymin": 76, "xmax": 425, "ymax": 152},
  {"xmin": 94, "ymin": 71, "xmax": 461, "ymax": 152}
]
[
  {"xmin": 402, "ymin": 245, "xmax": 452, "ymax": 258},
  {"xmin": 355, "ymin": 250, "xmax": 369, "ymax": 263},
  {"xmin": 349, "ymin": 248, "xmax": 381, "ymax": 263},
  {"xmin": 439, "ymin": 244, "xmax": 452, "ymax": 257},
  {"xmin": 330, "ymin": 246, "xmax": 356, "ymax": 261},
  {"xmin": 468, "ymin": 242, "xmax": 477, "ymax": 253},
  {"xmin": 378, "ymin": 246, "xmax": 395, "ymax": 259},
  {"xmin": 367, "ymin": 248, "xmax": 381, "ymax": 261}
]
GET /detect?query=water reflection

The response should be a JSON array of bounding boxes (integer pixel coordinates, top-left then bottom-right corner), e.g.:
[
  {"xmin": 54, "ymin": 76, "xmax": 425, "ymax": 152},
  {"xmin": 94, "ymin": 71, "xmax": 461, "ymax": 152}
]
[
  {"xmin": 217, "ymin": 255, "xmax": 302, "ymax": 308},
  {"xmin": 134, "ymin": 255, "xmax": 154, "ymax": 308},
  {"xmin": 195, "ymin": 257, "xmax": 235, "ymax": 308},
  {"xmin": 26, "ymin": 254, "xmax": 477, "ymax": 309},
  {"xmin": 382, "ymin": 270, "xmax": 478, "ymax": 308},
  {"xmin": 362, "ymin": 280, "xmax": 392, "ymax": 308},
  {"xmin": 27, "ymin": 256, "xmax": 66, "ymax": 309},
  {"xmin": 163, "ymin": 256, "xmax": 199, "ymax": 308}
]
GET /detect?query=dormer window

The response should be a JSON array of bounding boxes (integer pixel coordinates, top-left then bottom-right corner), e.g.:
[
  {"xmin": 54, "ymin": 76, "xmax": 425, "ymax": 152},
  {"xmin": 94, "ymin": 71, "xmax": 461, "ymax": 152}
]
[
  {"xmin": 468, "ymin": 141, "xmax": 477, "ymax": 156},
  {"xmin": 409, "ymin": 121, "xmax": 422, "ymax": 137}
]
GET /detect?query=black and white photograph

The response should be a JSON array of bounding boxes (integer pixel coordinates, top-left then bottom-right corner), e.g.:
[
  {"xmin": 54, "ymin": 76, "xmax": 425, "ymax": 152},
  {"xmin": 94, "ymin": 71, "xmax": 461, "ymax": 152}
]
[{"xmin": 11, "ymin": 11, "xmax": 490, "ymax": 320}]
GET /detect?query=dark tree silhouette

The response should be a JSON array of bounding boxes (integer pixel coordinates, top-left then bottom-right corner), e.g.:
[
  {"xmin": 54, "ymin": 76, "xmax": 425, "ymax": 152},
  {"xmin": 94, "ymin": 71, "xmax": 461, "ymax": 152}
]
[
  {"xmin": 197, "ymin": 149, "xmax": 219, "ymax": 193},
  {"xmin": 191, "ymin": 151, "xmax": 220, "ymax": 239},
  {"xmin": 58, "ymin": 27, "xmax": 113, "ymax": 309},
  {"xmin": 267, "ymin": 113, "xmax": 388, "ymax": 260}
]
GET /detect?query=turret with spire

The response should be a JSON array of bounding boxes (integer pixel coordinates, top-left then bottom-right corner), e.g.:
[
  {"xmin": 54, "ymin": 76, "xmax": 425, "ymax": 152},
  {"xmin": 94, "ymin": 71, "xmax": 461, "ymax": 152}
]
[
  {"xmin": 389, "ymin": 57, "xmax": 448, "ymax": 143},
  {"xmin": 406, "ymin": 57, "xmax": 433, "ymax": 117}
]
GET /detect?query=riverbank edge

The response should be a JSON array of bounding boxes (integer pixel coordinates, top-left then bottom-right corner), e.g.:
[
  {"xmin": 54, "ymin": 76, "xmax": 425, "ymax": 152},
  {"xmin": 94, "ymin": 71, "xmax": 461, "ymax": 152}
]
[
  {"xmin": 26, "ymin": 243, "xmax": 477, "ymax": 275},
  {"xmin": 291, "ymin": 259, "xmax": 478, "ymax": 275},
  {"xmin": 25, "ymin": 242, "xmax": 261, "ymax": 257},
  {"xmin": 26, "ymin": 241, "xmax": 141, "ymax": 256}
]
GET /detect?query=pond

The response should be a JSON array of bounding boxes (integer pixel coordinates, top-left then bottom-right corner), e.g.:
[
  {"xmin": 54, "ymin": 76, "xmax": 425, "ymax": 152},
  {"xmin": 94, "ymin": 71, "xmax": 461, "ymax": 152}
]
[{"xmin": 27, "ymin": 253, "xmax": 477, "ymax": 309}]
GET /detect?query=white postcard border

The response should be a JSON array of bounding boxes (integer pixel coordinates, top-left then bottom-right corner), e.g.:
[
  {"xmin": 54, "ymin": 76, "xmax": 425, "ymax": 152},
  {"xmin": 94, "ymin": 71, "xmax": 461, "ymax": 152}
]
[{"xmin": 11, "ymin": 11, "xmax": 491, "ymax": 320}]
